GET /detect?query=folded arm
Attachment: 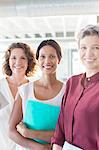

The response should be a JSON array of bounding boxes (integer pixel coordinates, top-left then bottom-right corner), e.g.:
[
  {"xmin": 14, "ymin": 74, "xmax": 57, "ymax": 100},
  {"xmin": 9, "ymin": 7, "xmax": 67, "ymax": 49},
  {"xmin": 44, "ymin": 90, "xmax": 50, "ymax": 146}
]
[
  {"xmin": 17, "ymin": 121, "xmax": 54, "ymax": 143},
  {"xmin": 8, "ymin": 94, "xmax": 50, "ymax": 150}
]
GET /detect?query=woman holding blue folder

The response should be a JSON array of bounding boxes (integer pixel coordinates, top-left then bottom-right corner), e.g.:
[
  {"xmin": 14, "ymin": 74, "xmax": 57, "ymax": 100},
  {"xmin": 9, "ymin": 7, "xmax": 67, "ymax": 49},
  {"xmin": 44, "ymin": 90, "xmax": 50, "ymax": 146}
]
[{"xmin": 9, "ymin": 39, "xmax": 65, "ymax": 150}]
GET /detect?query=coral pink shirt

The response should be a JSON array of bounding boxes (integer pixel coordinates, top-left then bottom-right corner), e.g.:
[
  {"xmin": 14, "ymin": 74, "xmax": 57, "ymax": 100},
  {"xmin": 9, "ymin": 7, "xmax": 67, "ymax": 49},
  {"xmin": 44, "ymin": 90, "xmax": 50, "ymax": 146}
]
[{"xmin": 52, "ymin": 72, "xmax": 99, "ymax": 150}]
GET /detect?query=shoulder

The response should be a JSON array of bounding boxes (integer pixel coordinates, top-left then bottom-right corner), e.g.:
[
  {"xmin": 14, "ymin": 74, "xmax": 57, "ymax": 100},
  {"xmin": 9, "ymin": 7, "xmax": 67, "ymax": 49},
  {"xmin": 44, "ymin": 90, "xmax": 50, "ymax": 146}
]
[
  {"xmin": 67, "ymin": 73, "xmax": 83, "ymax": 84},
  {"xmin": 0, "ymin": 77, "xmax": 8, "ymax": 90},
  {"xmin": 58, "ymin": 80, "xmax": 66, "ymax": 92},
  {"xmin": 18, "ymin": 81, "xmax": 34, "ymax": 98},
  {"xmin": 0, "ymin": 77, "xmax": 7, "ymax": 83},
  {"xmin": 64, "ymin": 73, "xmax": 84, "ymax": 93},
  {"xmin": 19, "ymin": 81, "xmax": 33, "ymax": 89},
  {"xmin": 18, "ymin": 81, "xmax": 33, "ymax": 92}
]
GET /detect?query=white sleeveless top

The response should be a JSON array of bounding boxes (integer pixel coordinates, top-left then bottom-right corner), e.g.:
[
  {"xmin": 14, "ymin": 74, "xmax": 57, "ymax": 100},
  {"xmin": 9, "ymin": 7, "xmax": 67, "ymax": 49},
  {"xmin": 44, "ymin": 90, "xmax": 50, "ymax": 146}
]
[
  {"xmin": 17, "ymin": 81, "xmax": 66, "ymax": 150},
  {"xmin": 0, "ymin": 78, "xmax": 16, "ymax": 150},
  {"xmin": 19, "ymin": 82, "xmax": 66, "ymax": 116}
]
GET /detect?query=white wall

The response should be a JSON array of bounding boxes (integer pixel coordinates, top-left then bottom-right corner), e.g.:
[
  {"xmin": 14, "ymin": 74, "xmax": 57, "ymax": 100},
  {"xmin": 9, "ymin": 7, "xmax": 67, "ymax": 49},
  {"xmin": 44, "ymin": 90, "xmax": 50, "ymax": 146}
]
[{"xmin": 0, "ymin": 38, "xmax": 82, "ymax": 81}]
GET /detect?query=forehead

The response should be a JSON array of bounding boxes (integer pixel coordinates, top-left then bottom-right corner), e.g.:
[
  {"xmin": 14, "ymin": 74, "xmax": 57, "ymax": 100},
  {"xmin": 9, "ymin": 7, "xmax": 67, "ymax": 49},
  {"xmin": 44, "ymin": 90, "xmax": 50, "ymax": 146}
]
[
  {"xmin": 11, "ymin": 48, "xmax": 26, "ymax": 55},
  {"xmin": 39, "ymin": 45, "xmax": 57, "ymax": 54},
  {"xmin": 80, "ymin": 35, "xmax": 99, "ymax": 45}
]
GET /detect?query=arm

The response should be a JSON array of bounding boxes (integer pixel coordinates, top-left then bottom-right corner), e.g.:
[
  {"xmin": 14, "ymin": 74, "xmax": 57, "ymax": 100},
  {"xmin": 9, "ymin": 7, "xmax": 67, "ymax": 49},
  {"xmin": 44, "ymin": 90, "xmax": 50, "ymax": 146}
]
[
  {"xmin": 53, "ymin": 144, "xmax": 62, "ymax": 150},
  {"xmin": 51, "ymin": 81, "xmax": 70, "ymax": 147},
  {"xmin": 17, "ymin": 121, "xmax": 54, "ymax": 143},
  {"xmin": 51, "ymin": 98, "xmax": 65, "ymax": 147},
  {"xmin": 8, "ymin": 94, "xmax": 48, "ymax": 150}
]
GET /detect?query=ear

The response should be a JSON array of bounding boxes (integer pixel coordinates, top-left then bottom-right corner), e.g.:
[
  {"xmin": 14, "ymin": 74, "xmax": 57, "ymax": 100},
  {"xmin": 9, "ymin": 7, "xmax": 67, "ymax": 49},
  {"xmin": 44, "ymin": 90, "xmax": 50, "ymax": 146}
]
[{"xmin": 58, "ymin": 60, "xmax": 60, "ymax": 64}]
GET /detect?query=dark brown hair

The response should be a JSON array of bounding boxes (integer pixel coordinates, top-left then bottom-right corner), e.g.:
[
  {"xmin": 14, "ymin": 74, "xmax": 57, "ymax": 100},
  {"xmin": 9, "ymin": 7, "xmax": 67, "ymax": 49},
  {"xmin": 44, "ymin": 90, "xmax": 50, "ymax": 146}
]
[
  {"xmin": 2, "ymin": 42, "xmax": 36, "ymax": 77},
  {"xmin": 36, "ymin": 39, "xmax": 62, "ymax": 61}
]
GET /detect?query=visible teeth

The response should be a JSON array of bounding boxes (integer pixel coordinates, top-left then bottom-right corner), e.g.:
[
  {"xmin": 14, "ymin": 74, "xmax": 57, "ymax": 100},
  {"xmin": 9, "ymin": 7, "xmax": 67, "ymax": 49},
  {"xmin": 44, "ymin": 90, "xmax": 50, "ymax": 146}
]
[
  {"xmin": 45, "ymin": 67, "xmax": 51, "ymax": 69},
  {"xmin": 15, "ymin": 67, "xmax": 21, "ymax": 69},
  {"xmin": 44, "ymin": 66, "xmax": 52, "ymax": 69},
  {"xmin": 86, "ymin": 59, "xmax": 93, "ymax": 62},
  {"xmin": 85, "ymin": 58, "xmax": 94, "ymax": 62}
]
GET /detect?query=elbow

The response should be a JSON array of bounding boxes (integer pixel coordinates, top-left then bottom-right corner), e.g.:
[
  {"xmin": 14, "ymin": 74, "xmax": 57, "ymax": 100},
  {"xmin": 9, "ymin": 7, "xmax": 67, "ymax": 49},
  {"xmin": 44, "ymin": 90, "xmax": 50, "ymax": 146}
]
[
  {"xmin": 8, "ymin": 127, "xmax": 12, "ymax": 139},
  {"xmin": 8, "ymin": 123, "xmax": 16, "ymax": 141},
  {"xmin": 8, "ymin": 125, "xmax": 13, "ymax": 140}
]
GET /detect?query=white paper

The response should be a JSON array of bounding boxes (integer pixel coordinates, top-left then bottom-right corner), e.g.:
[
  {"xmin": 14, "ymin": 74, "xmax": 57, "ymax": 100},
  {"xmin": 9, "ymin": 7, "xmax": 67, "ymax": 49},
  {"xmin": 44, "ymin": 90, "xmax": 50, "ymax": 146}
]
[
  {"xmin": 62, "ymin": 141, "xmax": 83, "ymax": 150},
  {"xmin": 0, "ymin": 92, "xmax": 9, "ymax": 109}
]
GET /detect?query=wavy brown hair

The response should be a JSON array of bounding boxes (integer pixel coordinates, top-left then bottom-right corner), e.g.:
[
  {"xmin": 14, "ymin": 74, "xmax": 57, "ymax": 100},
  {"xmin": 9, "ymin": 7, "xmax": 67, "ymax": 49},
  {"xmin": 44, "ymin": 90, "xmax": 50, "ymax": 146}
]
[{"xmin": 2, "ymin": 42, "xmax": 36, "ymax": 77}]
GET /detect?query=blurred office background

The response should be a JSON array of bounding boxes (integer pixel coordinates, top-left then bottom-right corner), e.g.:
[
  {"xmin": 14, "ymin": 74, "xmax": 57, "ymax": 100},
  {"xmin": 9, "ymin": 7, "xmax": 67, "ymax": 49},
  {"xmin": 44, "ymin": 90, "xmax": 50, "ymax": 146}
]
[{"xmin": 0, "ymin": 0, "xmax": 99, "ymax": 81}]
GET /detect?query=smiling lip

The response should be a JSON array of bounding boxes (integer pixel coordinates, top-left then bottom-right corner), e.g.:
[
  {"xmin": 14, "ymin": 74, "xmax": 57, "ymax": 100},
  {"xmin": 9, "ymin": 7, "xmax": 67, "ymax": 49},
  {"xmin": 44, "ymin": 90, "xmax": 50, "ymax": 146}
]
[
  {"xmin": 84, "ymin": 58, "xmax": 95, "ymax": 62},
  {"xmin": 43, "ymin": 65, "xmax": 52, "ymax": 69},
  {"xmin": 44, "ymin": 67, "xmax": 52, "ymax": 69},
  {"xmin": 14, "ymin": 66, "xmax": 23, "ymax": 69}
]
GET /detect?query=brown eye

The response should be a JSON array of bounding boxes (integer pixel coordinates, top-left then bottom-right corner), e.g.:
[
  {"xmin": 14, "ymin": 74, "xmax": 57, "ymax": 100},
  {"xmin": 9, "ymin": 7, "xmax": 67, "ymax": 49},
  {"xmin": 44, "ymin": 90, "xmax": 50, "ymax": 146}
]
[
  {"xmin": 11, "ymin": 56, "xmax": 16, "ymax": 60},
  {"xmin": 50, "ymin": 55, "xmax": 55, "ymax": 59},
  {"xmin": 40, "ymin": 55, "xmax": 45, "ymax": 59},
  {"xmin": 21, "ymin": 57, "xmax": 26, "ymax": 60},
  {"xmin": 80, "ymin": 47, "xmax": 86, "ymax": 51},
  {"xmin": 95, "ymin": 46, "xmax": 99, "ymax": 50}
]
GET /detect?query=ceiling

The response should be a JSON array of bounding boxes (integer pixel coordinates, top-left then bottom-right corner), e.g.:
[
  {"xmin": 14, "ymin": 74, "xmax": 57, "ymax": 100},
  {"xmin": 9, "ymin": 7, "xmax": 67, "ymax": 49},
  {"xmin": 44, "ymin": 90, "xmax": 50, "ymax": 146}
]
[
  {"xmin": 0, "ymin": 0, "xmax": 99, "ymax": 17},
  {"xmin": 0, "ymin": 0, "xmax": 98, "ymax": 40}
]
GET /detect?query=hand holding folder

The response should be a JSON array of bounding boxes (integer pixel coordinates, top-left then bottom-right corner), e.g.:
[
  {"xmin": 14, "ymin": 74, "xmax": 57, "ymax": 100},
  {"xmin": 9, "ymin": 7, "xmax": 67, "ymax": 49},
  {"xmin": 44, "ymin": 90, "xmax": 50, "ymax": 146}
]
[{"xmin": 24, "ymin": 100, "xmax": 60, "ymax": 144}]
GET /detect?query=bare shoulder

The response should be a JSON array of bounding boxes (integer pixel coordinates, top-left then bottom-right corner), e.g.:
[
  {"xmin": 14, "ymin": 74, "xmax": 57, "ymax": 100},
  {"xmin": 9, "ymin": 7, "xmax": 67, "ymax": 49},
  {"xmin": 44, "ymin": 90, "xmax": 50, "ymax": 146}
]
[
  {"xmin": 56, "ymin": 80, "xmax": 64, "ymax": 88},
  {"xmin": 58, "ymin": 80, "xmax": 63, "ymax": 85},
  {"xmin": 33, "ymin": 80, "xmax": 40, "ymax": 87}
]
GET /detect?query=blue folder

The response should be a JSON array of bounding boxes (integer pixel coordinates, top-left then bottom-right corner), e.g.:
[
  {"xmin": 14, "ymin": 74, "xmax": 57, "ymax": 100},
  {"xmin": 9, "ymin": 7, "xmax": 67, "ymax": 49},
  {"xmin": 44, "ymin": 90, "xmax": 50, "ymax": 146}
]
[{"xmin": 23, "ymin": 100, "xmax": 60, "ymax": 144}]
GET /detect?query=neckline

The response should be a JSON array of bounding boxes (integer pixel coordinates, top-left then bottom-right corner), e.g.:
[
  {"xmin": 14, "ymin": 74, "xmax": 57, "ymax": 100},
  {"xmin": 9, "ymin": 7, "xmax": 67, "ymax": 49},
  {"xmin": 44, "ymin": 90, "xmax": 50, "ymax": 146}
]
[{"xmin": 32, "ymin": 82, "xmax": 65, "ymax": 102}]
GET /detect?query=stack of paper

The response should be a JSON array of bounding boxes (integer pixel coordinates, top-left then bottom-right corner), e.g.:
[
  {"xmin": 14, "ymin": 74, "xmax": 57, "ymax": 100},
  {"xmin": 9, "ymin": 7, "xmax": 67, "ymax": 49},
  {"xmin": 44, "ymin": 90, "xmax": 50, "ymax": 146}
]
[{"xmin": 62, "ymin": 141, "xmax": 83, "ymax": 150}]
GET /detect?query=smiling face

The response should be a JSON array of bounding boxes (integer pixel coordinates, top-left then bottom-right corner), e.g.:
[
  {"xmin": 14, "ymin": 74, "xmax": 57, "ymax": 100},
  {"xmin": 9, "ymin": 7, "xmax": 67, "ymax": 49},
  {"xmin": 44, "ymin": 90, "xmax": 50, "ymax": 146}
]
[
  {"xmin": 38, "ymin": 45, "xmax": 60, "ymax": 75},
  {"xmin": 79, "ymin": 35, "xmax": 99, "ymax": 75},
  {"xmin": 9, "ymin": 48, "xmax": 28, "ymax": 76}
]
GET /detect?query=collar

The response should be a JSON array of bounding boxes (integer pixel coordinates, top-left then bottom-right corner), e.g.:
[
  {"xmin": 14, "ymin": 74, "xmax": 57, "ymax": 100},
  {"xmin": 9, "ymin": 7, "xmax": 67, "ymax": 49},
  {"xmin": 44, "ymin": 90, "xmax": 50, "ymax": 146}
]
[{"xmin": 82, "ymin": 72, "xmax": 99, "ymax": 88}]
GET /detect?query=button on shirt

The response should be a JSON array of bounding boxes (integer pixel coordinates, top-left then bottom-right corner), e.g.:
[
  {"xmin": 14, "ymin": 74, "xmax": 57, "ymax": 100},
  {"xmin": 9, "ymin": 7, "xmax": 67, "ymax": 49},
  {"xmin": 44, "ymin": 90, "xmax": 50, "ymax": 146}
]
[{"xmin": 52, "ymin": 72, "xmax": 99, "ymax": 150}]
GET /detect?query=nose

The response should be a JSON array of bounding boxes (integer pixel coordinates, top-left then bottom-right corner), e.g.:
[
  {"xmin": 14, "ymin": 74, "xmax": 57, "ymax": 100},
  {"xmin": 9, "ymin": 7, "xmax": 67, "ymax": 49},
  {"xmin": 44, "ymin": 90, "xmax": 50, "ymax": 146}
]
[
  {"xmin": 45, "ymin": 57, "xmax": 50, "ymax": 63},
  {"xmin": 15, "ymin": 58, "xmax": 21, "ymax": 65},
  {"xmin": 85, "ymin": 47, "xmax": 93, "ymax": 57}
]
